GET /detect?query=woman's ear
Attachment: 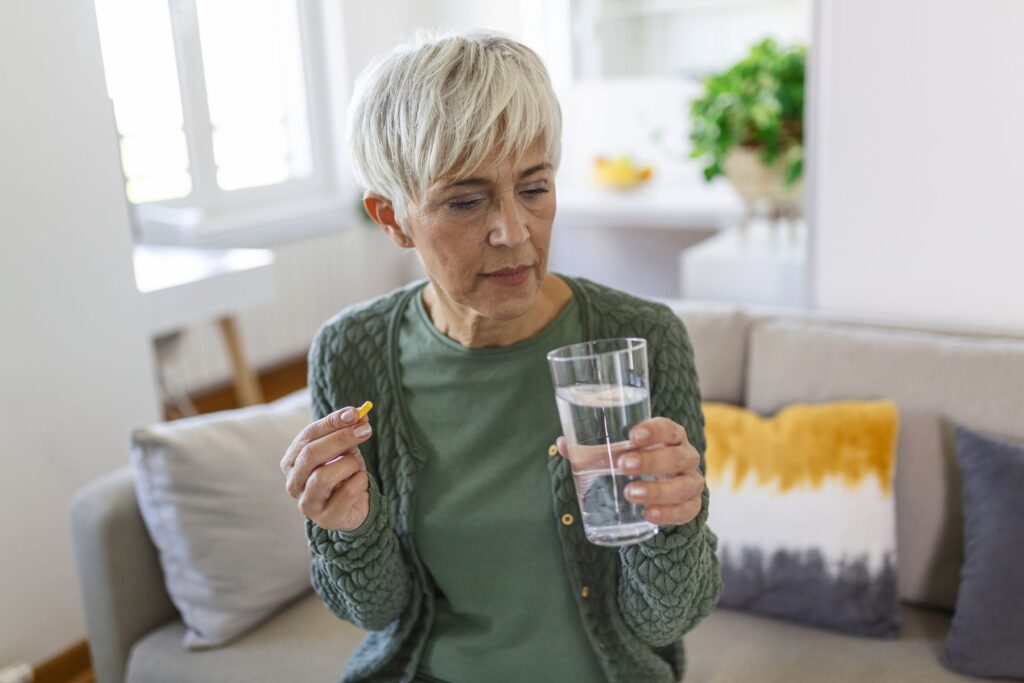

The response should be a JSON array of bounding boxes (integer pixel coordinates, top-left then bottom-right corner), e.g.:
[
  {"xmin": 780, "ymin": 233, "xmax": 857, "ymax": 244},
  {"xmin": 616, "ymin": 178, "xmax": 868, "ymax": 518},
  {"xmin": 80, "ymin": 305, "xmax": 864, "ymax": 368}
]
[{"xmin": 363, "ymin": 193, "xmax": 414, "ymax": 248}]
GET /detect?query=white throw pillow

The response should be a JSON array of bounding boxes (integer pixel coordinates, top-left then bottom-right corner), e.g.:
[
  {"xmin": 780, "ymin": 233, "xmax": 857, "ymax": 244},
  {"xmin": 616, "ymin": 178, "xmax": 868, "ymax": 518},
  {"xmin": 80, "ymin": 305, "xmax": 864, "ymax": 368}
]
[{"xmin": 130, "ymin": 388, "xmax": 313, "ymax": 649}]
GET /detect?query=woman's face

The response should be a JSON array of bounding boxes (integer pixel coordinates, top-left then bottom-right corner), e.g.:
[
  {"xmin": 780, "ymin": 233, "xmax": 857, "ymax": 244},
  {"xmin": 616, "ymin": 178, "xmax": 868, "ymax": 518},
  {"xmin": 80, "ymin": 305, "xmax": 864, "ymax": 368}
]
[{"xmin": 401, "ymin": 141, "xmax": 557, "ymax": 321}]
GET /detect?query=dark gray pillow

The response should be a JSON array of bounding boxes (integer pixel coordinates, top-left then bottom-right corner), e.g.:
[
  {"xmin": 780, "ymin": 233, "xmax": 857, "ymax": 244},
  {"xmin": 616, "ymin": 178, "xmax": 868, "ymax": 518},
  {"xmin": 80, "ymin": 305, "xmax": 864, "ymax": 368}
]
[{"xmin": 942, "ymin": 425, "xmax": 1024, "ymax": 679}]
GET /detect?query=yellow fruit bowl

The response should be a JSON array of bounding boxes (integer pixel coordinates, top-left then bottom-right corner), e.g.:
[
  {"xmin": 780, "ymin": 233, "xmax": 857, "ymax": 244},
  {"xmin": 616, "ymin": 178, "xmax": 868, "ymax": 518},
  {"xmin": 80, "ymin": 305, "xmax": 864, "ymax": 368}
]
[{"xmin": 591, "ymin": 155, "xmax": 654, "ymax": 190}]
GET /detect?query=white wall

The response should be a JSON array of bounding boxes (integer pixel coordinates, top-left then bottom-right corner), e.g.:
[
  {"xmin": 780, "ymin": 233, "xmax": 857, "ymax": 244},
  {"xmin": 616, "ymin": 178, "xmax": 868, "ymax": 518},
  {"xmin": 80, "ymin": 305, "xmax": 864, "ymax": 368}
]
[
  {"xmin": 0, "ymin": 0, "xmax": 163, "ymax": 666},
  {"xmin": 409, "ymin": 0, "xmax": 525, "ymax": 39},
  {"xmin": 809, "ymin": 0, "xmax": 1024, "ymax": 332},
  {"xmin": 337, "ymin": 0, "xmax": 525, "ymax": 84}
]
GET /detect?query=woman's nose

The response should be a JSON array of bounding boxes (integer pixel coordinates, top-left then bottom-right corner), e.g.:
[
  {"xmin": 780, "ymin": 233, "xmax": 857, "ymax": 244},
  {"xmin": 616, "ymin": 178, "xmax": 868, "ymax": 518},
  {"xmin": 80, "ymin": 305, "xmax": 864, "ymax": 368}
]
[{"xmin": 488, "ymin": 196, "xmax": 530, "ymax": 247}]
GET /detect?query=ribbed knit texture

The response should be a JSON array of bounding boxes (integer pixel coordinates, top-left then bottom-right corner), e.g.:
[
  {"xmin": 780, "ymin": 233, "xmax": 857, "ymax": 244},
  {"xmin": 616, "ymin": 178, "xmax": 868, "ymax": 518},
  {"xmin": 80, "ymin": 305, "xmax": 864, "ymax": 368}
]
[{"xmin": 304, "ymin": 275, "xmax": 721, "ymax": 682}]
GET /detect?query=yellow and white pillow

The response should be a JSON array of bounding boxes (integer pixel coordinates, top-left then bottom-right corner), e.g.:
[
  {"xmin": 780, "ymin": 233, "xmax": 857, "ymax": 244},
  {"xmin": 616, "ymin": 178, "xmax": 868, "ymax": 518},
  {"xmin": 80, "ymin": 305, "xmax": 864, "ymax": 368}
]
[{"xmin": 703, "ymin": 400, "xmax": 901, "ymax": 636}]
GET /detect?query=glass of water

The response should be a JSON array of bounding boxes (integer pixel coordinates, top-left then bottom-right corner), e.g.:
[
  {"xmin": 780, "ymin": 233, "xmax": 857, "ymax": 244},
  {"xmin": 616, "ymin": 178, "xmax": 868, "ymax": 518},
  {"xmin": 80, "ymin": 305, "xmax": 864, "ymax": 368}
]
[{"xmin": 547, "ymin": 337, "xmax": 658, "ymax": 547}]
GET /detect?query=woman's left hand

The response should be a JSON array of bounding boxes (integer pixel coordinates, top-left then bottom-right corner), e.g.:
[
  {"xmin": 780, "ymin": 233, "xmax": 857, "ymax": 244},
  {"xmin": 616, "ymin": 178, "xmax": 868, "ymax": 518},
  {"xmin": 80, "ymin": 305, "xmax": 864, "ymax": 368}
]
[{"xmin": 556, "ymin": 417, "xmax": 704, "ymax": 527}]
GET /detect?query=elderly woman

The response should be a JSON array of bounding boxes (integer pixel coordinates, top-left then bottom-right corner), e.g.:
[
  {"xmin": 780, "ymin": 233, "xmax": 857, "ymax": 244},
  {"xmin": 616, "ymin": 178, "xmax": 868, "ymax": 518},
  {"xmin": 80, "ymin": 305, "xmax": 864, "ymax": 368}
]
[{"xmin": 280, "ymin": 30, "xmax": 720, "ymax": 683}]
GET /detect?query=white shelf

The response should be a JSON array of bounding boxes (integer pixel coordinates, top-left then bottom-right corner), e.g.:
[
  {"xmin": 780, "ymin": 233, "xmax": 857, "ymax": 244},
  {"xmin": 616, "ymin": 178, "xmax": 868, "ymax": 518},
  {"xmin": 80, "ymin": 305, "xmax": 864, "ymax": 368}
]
[
  {"xmin": 556, "ymin": 180, "xmax": 744, "ymax": 230},
  {"xmin": 598, "ymin": 0, "xmax": 798, "ymax": 21}
]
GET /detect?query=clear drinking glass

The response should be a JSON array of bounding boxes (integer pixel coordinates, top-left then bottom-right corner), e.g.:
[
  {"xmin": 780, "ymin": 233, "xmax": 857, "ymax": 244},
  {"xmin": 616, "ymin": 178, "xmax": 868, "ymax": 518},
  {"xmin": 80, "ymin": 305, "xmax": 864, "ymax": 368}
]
[{"xmin": 547, "ymin": 337, "xmax": 658, "ymax": 547}]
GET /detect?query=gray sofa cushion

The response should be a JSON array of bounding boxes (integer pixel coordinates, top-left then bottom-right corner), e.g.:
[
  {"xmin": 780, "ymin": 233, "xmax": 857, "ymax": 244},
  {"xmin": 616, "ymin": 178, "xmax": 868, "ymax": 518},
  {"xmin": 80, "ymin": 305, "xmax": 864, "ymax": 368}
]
[
  {"xmin": 686, "ymin": 605, "xmax": 991, "ymax": 682},
  {"xmin": 942, "ymin": 426, "xmax": 1024, "ymax": 679},
  {"xmin": 667, "ymin": 303, "xmax": 753, "ymax": 404},
  {"xmin": 744, "ymin": 320, "xmax": 1024, "ymax": 610},
  {"xmin": 126, "ymin": 594, "xmax": 364, "ymax": 683}
]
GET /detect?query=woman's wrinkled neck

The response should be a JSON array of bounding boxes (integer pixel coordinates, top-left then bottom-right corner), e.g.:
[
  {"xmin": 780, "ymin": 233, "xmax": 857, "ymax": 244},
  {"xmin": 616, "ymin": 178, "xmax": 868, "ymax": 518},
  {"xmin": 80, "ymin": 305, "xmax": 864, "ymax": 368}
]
[{"xmin": 421, "ymin": 275, "xmax": 572, "ymax": 349}]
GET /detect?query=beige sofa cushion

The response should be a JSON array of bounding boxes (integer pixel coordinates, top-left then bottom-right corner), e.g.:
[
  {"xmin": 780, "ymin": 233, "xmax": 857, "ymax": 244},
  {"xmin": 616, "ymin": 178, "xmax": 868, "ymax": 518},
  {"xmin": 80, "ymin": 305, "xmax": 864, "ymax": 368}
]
[
  {"xmin": 129, "ymin": 596, "xmax": 984, "ymax": 683},
  {"xmin": 126, "ymin": 594, "xmax": 363, "ymax": 683},
  {"xmin": 685, "ymin": 605, "xmax": 988, "ymax": 682},
  {"xmin": 744, "ymin": 320, "xmax": 1024, "ymax": 610},
  {"xmin": 130, "ymin": 389, "xmax": 313, "ymax": 649},
  {"xmin": 892, "ymin": 411, "xmax": 964, "ymax": 612},
  {"xmin": 668, "ymin": 303, "xmax": 754, "ymax": 405}
]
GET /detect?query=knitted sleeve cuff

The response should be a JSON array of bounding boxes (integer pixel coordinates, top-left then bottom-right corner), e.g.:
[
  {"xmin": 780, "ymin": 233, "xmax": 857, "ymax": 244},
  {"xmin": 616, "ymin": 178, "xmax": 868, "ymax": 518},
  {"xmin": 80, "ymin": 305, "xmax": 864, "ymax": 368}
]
[{"xmin": 305, "ymin": 472, "xmax": 389, "ymax": 555}]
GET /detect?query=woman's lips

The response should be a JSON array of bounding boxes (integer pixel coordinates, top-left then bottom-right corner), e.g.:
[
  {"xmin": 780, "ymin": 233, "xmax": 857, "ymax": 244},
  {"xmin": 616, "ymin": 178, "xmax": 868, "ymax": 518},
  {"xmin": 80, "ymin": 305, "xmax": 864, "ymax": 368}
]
[{"xmin": 480, "ymin": 265, "xmax": 532, "ymax": 287}]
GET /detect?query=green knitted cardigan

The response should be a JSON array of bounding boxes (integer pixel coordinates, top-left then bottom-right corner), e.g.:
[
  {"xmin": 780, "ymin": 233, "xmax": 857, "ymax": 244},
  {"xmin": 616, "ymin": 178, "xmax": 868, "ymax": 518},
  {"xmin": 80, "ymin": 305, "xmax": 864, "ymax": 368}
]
[{"xmin": 304, "ymin": 275, "xmax": 721, "ymax": 683}]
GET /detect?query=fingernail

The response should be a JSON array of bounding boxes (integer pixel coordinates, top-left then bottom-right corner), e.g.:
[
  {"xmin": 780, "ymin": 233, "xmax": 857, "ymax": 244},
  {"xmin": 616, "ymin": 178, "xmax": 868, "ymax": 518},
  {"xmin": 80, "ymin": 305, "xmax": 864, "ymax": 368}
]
[
  {"xmin": 341, "ymin": 408, "xmax": 357, "ymax": 424},
  {"xmin": 619, "ymin": 455, "xmax": 639, "ymax": 469},
  {"xmin": 354, "ymin": 424, "xmax": 372, "ymax": 439},
  {"xmin": 628, "ymin": 484, "xmax": 647, "ymax": 498},
  {"xmin": 631, "ymin": 428, "xmax": 649, "ymax": 443},
  {"xmin": 648, "ymin": 508, "xmax": 662, "ymax": 519}
]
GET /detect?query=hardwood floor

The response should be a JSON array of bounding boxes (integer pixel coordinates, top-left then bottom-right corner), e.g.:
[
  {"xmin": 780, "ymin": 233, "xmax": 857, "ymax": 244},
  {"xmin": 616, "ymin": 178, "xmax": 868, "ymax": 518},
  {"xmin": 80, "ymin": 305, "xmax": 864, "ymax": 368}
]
[
  {"xmin": 164, "ymin": 353, "xmax": 308, "ymax": 421},
  {"xmin": 33, "ymin": 641, "xmax": 93, "ymax": 683}
]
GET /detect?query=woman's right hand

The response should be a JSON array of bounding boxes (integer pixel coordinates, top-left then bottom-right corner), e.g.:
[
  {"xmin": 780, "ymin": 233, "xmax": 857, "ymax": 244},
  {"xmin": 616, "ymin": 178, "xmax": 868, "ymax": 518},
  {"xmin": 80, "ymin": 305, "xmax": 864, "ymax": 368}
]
[{"xmin": 280, "ymin": 405, "xmax": 374, "ymax": 532}]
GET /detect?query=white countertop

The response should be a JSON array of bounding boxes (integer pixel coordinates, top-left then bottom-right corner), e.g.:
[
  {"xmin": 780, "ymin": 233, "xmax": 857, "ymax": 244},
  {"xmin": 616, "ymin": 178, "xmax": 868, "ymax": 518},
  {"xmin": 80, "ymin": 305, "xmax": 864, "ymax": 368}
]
[{"xmin": 555, "ymin": 179, "xmax": 745, "ymax": 230}]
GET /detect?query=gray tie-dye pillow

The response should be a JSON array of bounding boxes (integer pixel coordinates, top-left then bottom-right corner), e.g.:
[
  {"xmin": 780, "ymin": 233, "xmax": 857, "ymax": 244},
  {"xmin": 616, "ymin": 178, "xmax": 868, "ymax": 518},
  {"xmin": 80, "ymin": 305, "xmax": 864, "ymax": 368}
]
[
  {"xmin": 941, "ymin": 425, "xmax": 1024, "ymax": 678},
  {"xmin": 703, "ymin": 400, "xmax": 902, "ymax": 637}
]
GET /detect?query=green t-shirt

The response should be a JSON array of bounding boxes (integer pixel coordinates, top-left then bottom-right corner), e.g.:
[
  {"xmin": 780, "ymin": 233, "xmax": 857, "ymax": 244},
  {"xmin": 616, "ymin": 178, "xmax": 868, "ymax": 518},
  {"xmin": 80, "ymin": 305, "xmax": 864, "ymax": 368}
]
[{"xmin": 398, "ymin": 286, "xmax": 607, "ymax": 683}]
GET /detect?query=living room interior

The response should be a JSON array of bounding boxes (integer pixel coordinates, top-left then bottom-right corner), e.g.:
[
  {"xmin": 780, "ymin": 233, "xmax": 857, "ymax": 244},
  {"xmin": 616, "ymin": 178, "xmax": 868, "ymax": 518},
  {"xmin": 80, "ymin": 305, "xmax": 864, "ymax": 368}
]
[{"xmin": 2, "ymin": 0, "xmax": 1023, "ymax": 682}]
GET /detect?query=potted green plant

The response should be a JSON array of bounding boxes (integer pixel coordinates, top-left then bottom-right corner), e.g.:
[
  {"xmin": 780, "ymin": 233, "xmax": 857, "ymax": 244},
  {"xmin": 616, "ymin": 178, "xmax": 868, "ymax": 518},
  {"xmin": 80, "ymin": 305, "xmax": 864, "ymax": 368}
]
[{"xmin": 689, "ymin": 38, "xmax": 806, "ymax": 225}]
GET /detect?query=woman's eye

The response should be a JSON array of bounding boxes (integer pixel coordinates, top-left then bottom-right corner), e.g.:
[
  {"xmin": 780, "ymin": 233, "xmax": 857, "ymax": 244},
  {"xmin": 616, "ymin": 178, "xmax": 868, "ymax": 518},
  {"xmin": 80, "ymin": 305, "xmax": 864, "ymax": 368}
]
[
  {"xmin": 522, "ymin": 187, "xmax": 549, "ymax": 198},
  {"xmin": 448, "ymin": 198, "xmax": 482, "ymax": 211}
]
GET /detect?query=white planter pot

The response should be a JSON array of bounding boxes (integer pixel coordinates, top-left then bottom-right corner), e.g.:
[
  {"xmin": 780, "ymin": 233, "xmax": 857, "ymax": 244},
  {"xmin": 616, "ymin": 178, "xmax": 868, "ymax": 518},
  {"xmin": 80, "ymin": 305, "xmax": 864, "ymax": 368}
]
[{"xmin": 723, "ymin": 147, "xmax": 804, "ymax": 222}]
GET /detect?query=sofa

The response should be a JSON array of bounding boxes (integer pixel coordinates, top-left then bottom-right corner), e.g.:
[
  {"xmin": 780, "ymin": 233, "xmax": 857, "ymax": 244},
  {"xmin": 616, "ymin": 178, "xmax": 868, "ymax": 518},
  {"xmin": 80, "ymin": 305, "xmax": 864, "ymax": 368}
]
[{"xmin": 70, "ymin": 300, "xmax": 1024, "ymax": 682}]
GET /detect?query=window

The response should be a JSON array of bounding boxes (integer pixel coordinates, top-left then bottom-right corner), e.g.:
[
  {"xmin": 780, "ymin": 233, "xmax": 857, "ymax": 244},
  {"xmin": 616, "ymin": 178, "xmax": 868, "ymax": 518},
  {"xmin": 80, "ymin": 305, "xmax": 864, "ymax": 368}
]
[{"xmin": 94, "ymin": 0, "xmax": 349, "ymax": 242}]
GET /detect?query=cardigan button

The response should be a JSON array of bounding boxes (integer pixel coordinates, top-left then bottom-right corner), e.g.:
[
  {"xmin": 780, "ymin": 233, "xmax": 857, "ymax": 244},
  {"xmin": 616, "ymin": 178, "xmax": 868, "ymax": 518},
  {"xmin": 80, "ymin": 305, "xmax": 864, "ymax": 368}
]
[
  {"xmin": 561, "ymin": 513, "xmax": 574, "ymax": 526},
  {"xmin": 580, "ymin": 585, "xmax": 590, "ymax": 599},
  {"xmin": 548, "ymin": 444, "xmax": 558, "ymax": 457}
]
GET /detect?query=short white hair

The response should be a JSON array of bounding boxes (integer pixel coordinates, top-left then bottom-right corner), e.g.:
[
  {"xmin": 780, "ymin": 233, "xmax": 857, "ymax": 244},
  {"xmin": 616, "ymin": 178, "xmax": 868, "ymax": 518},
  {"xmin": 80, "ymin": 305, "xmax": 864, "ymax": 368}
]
[{"xmin": 347, "ymin": 29, "xmax": 562, "ymax": 221}]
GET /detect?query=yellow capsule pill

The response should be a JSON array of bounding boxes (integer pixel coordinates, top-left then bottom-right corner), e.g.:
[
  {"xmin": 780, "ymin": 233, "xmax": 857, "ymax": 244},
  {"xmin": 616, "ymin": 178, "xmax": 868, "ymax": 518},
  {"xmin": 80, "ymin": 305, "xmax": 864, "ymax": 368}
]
[{"xmin": 357, "ymin": 401, "xmax": 374, "ymax": 419}]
